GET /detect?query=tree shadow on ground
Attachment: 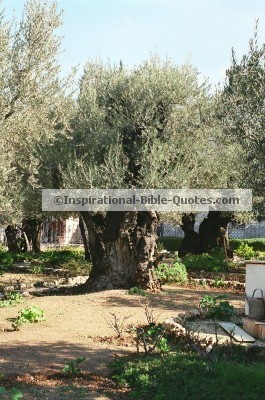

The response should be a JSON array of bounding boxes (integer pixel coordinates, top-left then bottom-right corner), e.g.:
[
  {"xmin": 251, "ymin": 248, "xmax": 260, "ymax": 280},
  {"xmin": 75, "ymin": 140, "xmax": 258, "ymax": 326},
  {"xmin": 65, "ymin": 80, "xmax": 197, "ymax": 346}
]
[
  {"xmin": 0, "ymin": 341, "xmax": 129, "ymax": 376},
  {"xmin": 102, "ymin": 286, "xmax": 244, "ymax": 312}
]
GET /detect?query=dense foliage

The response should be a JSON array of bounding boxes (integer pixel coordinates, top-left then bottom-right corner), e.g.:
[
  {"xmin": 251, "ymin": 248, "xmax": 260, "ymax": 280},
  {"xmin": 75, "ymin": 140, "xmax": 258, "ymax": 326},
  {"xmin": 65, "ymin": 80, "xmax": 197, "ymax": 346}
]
[
  {"xmin": 155, "ymin": 261, "xmax": 187, "ymax": 284},
  {"xmin": 112, "ymin": 351, "xmax": 265, "ymax": 400}
]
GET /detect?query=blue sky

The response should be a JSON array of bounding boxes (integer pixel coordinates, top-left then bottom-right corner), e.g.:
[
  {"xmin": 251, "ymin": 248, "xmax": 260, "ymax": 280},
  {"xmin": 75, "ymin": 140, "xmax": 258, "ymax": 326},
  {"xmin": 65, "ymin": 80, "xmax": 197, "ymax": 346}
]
[{"xmin": 4, "ymin": 0, "xmax": 265, "ymax": 86}]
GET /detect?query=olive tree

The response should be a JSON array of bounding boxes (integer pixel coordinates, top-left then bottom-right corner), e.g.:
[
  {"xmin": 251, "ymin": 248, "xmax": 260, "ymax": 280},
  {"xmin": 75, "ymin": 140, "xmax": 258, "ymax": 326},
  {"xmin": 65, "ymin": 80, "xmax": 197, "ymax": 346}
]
[
  {"xmin": 0, "ymin": 0, "xmax": 74, "ymax": 251},
  {"xmin": 220, "ymin": 26, "xmax": 265, "ymax": 217},
  {"xmin": 60, "ymin": 57, "xmax": 237, "ymax": 291}
]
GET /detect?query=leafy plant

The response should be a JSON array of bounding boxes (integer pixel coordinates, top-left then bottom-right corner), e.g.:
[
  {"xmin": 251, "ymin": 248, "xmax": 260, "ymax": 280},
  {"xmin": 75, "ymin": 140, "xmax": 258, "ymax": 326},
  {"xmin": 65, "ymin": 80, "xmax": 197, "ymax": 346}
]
[
  {"xmin": 229, "ymin": 239, "xmax": 265, "ymax": 252},
  {"xmin": 213, "ymin": 276, "xmax": 225, "ymax": 288},
  {"xmin": 12, "ymin": 306, "xmax": 45, "ymax": 330},
  {"xmin": 0, "ymin": 292, "xmax": 23, "ymax": 308},
  {"xmin": 200, "ymin": 294, "xmax": 235, "ymax": 320},
  {"xmin": 111, "ymin": 351, "xmax": 265, "ymax": 400},
  {"xmin": 133, "ymin": 323, "xmax": 170, "ymax": 355},
  {"xmin": 29, "ymin": 265, "xmax": 45, "ymax": 274},
  {"xmin": 63, "ymin": 356, "xmax": 87, "ymax": 377},
  {"xmin": 236, "ymin": 243, "xmax": 255, "ymax": 259},
  {"xmin": 155, "ymin": 261, "xmax": 187, "ymax": 284},
  {"xmin": 256, "ymin": 251, "xmax": 265, "ymax": 260},
  {"xmin": 0, "ymin": 387, "xmax": 23, "ymax": 399},
  {"xmin": 183, "ymin": 248, "xmax": 228, "ymax": 272},
  {"xmin": 0, "ymin": 250, "xmax": 13, "ymax": 273}
]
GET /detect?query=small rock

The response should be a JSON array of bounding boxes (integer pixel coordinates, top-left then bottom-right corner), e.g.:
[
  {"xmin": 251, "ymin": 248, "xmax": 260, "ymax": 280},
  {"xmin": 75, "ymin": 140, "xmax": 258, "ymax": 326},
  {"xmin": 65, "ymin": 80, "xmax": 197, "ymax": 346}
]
[
  {"xmin": 22, "ymin": 291, "xmax": 33, "ymax": 298},
  {"xmin": 4, "ymin": 286, "xmax": 14, "ymax": 292}
]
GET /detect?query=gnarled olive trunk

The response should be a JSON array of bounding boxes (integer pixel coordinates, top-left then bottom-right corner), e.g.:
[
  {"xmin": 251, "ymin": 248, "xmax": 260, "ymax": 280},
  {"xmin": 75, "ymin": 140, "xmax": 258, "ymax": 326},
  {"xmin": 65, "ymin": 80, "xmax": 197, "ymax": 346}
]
[
  {"xmin": 5, "ymin": 225, "xmax": 20, "ymax": 253},
  {"xmin": 179, "ymin": 211, "xmax": 233, "ymax": 258},
  {"xmin": 78, "ymin": 210, "xmax": 161, "ymax": 292},
  {"xmin": 199, "ymin": 211, "xmax": 233, "ymax": 258},
  {"xmin": 22, "ymin": 218, "xmax": 43, "ymax": 253},
  {"xmin": 178, "ymin": 214, "xmax": 202, "ymax": 258}
]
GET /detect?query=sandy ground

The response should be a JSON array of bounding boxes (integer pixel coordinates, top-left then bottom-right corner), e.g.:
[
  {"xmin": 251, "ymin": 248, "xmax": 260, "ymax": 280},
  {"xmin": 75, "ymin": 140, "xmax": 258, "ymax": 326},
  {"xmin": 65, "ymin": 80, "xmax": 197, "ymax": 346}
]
[
  {"xmin": 0, "ymin": 286, "xmax": 244, "ymax": 373},
  {"xmin": 0, "ymin": 282, "xmax": 245, "ymax": 399}
]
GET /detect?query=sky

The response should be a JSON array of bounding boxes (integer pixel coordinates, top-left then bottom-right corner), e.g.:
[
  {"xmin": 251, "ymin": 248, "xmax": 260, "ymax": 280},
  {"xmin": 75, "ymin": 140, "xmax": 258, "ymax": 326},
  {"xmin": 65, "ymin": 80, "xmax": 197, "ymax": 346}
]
[{"xmin": 3, "ymin": 0, "xmax": 265, "ymax": 87}]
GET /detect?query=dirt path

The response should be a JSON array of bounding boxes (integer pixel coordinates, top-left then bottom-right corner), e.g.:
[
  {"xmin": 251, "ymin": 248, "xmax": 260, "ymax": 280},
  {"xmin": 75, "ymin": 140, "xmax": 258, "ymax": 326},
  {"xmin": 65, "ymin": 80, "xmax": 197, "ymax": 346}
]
[{"xmin": 0, "ymin": 286, "xmax": 244, "ymax": 399}]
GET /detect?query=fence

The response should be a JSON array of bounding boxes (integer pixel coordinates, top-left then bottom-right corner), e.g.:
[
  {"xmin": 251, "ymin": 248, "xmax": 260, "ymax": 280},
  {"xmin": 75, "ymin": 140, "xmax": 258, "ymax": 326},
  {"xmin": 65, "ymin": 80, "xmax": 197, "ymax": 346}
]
[
  {"xmin": 0, "ymin": 217, "xmax": 86, "ymax": 247},
  {"xmin": 158, "ymin": 222, "xmax": 265, "ymax": 239},
  {"xmin": 1, "ymin": 219, "xmax": 264, "ymax": 246}
]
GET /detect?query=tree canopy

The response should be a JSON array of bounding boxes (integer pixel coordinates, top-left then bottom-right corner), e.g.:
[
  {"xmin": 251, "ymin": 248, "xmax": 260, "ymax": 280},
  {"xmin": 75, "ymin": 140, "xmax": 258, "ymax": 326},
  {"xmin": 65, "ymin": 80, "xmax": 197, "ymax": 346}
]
[{"xmin": 220, "ymin": 25, "xmax": 265, "ymax": 217}]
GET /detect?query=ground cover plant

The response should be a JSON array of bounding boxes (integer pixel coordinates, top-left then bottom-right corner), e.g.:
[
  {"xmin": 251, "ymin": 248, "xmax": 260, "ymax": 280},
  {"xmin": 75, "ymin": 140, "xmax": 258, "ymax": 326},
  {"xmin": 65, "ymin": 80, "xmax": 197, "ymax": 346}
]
[
  {"xmin": 199, "ymin": 294, "xmax": 236, "ymax": 320},
  {"xmin": 0, "ymin": 246, "xmax": 13, "ymax": 273},
  {"xmin": 155, "ymin": 261, "xmax": 187, "ymax": 284},
  {"xmin": 111, "ymin": 350, "xmax": 265, "ymax": 400},
  {"xmin": 0, "ymin": 292, "xmax": 23, "ymax": 308}
]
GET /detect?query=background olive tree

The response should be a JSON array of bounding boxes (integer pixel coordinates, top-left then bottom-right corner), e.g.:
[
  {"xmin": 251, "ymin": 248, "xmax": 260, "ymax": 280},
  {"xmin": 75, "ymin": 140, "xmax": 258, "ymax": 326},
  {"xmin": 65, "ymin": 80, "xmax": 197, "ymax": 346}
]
[
  {"xmin": 220, "ymin": 25, "xmax": 265, "ymax": 217},
  {"xmin": 0, "ymin": 0, "xmax": 74, "ymax": 251}
]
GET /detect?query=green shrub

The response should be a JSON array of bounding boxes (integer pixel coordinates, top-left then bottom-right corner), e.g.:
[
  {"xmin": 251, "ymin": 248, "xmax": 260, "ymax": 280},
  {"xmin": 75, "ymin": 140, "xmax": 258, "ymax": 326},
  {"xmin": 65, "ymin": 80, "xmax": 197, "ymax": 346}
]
[
  {"xmin": 236, "ymin": 242, "xmax": 256, "ymax": 259},
  {"xmin": 13, "ymin": 248, "xmax": 84, "ymax": 265},
  {"xmin": 155, "ymin": 261, "xmax": 187, "ymax": 284},
  {"xmin": 63, "ymin": 356, "xmax": 87, "ymax": 377},
  {"xmin": 0, "ymin": 387, "xmax": 23, "ymax": 400},
  {"xmin": 132, "ymin": 323, "xmax": 170, "ymax": 355},
  {"xmin": 157, "ymin": 237, "xmax": 183, "ymax": 252},
  {"xmin": 111, "ymin": 352, "xmax": 265, "ymax": 400},
  {"xmin": 229, "ymin": 238, "xmax": 265, "ymax": 252},
  {"xmin": 200, "ymin": 294, "xmax": 235, "ymax": 320},
  {"xmin": 183, "ymin": 248, "xmax": 228, "ymax": 272},
  {"xmin": 256, "ymin": 251, "xmax": 265, "ymax": 260},
  {"xmin": 0, "ymin": 250, "xmax": 13, "ymax": 273}
]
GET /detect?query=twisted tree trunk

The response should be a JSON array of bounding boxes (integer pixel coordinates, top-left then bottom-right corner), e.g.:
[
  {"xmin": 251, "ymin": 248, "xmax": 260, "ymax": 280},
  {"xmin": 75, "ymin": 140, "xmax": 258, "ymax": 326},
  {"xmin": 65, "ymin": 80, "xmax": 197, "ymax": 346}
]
[
  {"xmin": 22, "ymin": 218, "xmax": 43, "ymax": 252},
  {"xmin": 179, "ymin": 211, "xmax": 233, "ymax": 258},
  {"xmin": 76, "ymin": 210, "xmax": 161, "ymax": 292}
]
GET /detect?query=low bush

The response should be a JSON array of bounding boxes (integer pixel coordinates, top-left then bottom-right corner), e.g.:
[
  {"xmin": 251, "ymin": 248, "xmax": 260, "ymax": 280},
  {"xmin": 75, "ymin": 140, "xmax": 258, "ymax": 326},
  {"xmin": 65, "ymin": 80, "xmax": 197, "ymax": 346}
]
[
  {"xmin": 157, "ymin": 238, "xmax": 265, "ymax": 254},
  {"xmin": 0, "ymin": 387, "xmax": 23, "ymax": 400},
  {"xmin": 155, "ymin": 261, "xmax": 187, "ymax": 284},
  {"xmin": 200, "ymin": 294, "xmax": 236, "ymax": 320},
  {"xmin": 235, "ymin": 242, "xmax": 256, "ymax": 259},
  {"xmin": 0, "ymin": 249, "xmax": 13, "ymax": 273},
  {"xmin": 63, "ymin": 356, "xmax": 87, "ymax": 377},
  {"xmin": 229, "ymin": 238, "xmax": 265, "ymax": 252},
  {"xmin": 183, "ymin": 248, "xmax": 228, "ymax": 272},
  {"xmin": 111, "ymin": 352, "xmax": 265, "ymax": 400}
]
